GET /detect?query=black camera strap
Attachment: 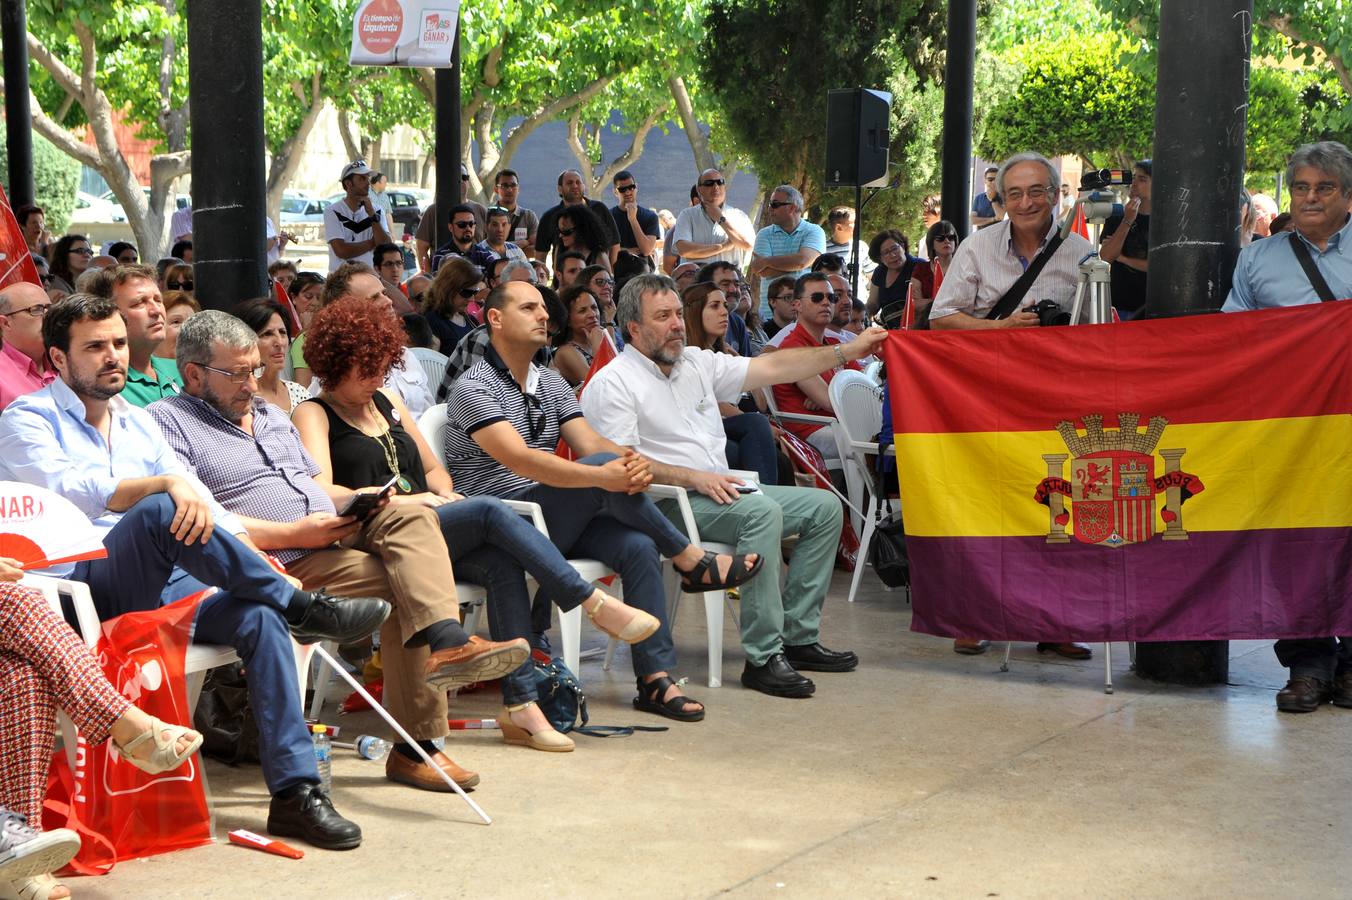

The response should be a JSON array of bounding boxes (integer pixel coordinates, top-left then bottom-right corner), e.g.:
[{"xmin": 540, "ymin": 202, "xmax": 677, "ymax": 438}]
[
  {"xmin": 986, "ymin": 232, "xmax": 1067, "ymax": 320},
  {"xmin": 1287, "ymin": 233, "xmax": 1338, "ymax": 302}
]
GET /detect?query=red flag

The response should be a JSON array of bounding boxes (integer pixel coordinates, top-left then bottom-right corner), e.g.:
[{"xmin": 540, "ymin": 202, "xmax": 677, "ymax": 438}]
[
  {"xmin": 556, "ymin": 331, "xmax": 618, "ymax": 459},
  {"xmin": 273, "ymin": 280, "xmax": 302, "ymax": 335},
  {"xmin": 0, "ymin": 184, "xmax": 43, "ymax": 289},
  {"xmin": 1072, "ymin": 204, "xmax": 1090, "ymax": 240},
  {"xmin": 900, "ymin": 284, "xmax": 915, "ymax": 330}
]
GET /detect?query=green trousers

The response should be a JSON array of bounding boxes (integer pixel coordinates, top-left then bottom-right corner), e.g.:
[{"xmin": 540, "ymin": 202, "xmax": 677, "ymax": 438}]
[{"xmin": 659, "ymin": 484, "xmax": 843, "ymax": 666}]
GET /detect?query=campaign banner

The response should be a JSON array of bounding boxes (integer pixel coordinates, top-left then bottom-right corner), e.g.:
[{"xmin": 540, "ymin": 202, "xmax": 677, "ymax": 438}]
[
  {"xmin": 349, "ymin": 0, "xmax": 459, "ymax": 68},
  {"xmin": 882, "ymin": 302, "xmax": 1352, "ymax": 642},
  {"xmin": 0, "ymin": 183, "xmax": 43, "ymax": 289},
  {"xmin": 0, "ymin": 482, "xmax": 107, "ymax": 569}
]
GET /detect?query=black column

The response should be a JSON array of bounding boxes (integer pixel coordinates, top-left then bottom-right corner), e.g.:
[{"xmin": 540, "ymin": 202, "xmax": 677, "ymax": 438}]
[
  {"xmin": 2, "ymin": 0, "xmax": 35, "ymax": 207},
  {"xmin": 941, "ymin": 0, "xmax": 976, "ymax": 239},
  {"xmin": 1133, "ymin": 0, "xmax": 1252, "ymax": 686},
  {"xmin": 433, "ymin": 30, "xmax": 461, "ymax": 252},
  {"xmin": 186, "ymin": 0, "xmax": 267, "ymax": 311}
]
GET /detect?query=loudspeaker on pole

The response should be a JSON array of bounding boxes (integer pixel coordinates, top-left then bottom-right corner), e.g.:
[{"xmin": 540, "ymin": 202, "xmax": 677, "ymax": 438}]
[{"xmin": 825, "ymin": 88, "xmax": 892, "ymax": 188}]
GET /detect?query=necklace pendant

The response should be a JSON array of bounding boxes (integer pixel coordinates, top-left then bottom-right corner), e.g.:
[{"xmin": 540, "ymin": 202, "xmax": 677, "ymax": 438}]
[{"xmin": 397, "ymin": 476, "xmax": 413, "ymax": 493}]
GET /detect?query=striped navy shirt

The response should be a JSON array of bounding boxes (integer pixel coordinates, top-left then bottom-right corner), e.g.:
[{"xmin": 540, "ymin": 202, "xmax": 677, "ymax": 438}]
[{"xmin": 445, "ymin": 343, "xmax": 583, "ymax": 498}]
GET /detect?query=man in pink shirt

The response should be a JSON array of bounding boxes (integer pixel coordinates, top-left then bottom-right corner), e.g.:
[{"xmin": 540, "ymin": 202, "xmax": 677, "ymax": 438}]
[{"xmin": 0, "ymin": 283, "xmax": 56, "ymax": 409}]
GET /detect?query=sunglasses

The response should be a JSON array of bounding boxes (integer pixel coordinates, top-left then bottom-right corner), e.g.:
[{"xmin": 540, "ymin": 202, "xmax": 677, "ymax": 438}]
[
  {"xmin": 769, "ymin": 200, "xmax": 794, "ymax": 209},
  {"xmin": 71, "ymin": 247, "xmax": 94, "ymax": 256},
  {"xmin": 452, "ymin": 220, "xmax": 476, "ymax": 229},
  {"xmin": 805, "ymin": 291, "xmax": 837, "ymax": 304},
  {"xmin": 167, "ymin": 280, "xmax": 194, "ymax": 291},
  {"xmin": 459, "ymin": 286, "xmax": 485, "ymax": 298},
  {"xmin": 558, "ymin": 227, "xmax": 576, "ymax": 237},
  {"xmin": 461, "ymin": 174, "xmax": 469, "ymax": 182},
  {"xmin": 699, "ymin": 179, "xmax": 725, "ymax": 187},
  {"xmin": 935, "ymin": 235, "xmax": 956, "ymax": 243},
  {"xmin": 616, "ymin": 184, "xmax": 637, "ymax": 193}
]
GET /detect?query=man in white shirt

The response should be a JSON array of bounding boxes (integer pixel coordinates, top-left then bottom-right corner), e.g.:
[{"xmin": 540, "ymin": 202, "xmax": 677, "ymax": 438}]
[
  {"xmin": 671, "ymin": 169, "xmax": 755, "ymax": 269},
  {"xmin": 323, "ymin": 160, "xmax": 392, "ymax": 273},
  {"xmin": 169, "ymin": 201, "xmax": 193, "ymax": 245},
  {"xmin": 582, "ymin": 273, "xmax": 888, "ymax": 699}
]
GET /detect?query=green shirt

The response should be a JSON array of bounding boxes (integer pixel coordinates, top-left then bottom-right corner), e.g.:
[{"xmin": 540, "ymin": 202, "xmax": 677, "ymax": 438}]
[
  {"xmin": 289, "ymin": 332, "xmax": 308, "ymax": 371},
  {"xmin": 122, "ymin": 356, "xmax": 183, "ymax": 408}
]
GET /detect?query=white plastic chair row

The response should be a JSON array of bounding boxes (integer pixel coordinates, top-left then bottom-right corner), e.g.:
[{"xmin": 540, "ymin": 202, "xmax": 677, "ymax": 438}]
[{"xmin": 411, "ymin": 347, "xmax": 450, "ymax": 393}]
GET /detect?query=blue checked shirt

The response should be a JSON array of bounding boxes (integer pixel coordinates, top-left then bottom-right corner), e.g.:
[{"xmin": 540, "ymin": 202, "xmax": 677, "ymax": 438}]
[{"xmin": 1222, "ymin": 215, "xmax": 1352, "ymax": 311}]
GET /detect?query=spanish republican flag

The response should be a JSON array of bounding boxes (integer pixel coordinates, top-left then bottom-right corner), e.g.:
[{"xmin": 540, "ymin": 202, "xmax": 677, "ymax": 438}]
[{"xmin": 882, "ymin": 302, "xmax": 1352, "ymax": 642}]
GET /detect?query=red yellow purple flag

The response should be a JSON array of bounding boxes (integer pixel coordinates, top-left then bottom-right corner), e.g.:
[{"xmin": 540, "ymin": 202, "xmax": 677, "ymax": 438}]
[{"xmin": 882, "ymin": 302, "xmax": 1352, "ymax": 642}]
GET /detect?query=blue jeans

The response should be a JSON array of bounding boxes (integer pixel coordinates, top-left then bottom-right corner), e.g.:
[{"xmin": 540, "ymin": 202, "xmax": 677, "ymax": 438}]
[
  {"xmin": 71, "ymin": 494, "xmax": 316, "ymax": 794},
  {"xmin": 509, "ymin": 453, "xmax": 690, "ymax": 679},
  {"xmin": 723, "ymin": 412, "xmax": 779, "ymax": 486},
  {"xmin": 432, "ymin": 497, "xmax": 594, "ymax": 705}
]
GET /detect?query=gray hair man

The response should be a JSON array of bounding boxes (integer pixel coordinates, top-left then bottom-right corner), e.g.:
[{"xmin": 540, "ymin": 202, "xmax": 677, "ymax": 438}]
[
  {"xmin": 749, "ymin": 184, "xmax": 826, "ymax": 320},
  {"xmin": 929, "ymin": 152, "xmax": 1093, "ymax": 330},
  {"xmin": 584, "ymin": 274, "xmax": 888, "ymax": 698},
  {"xmin": 1221, "ymin": 140, "xmax": 1352, "ymax": 714}
]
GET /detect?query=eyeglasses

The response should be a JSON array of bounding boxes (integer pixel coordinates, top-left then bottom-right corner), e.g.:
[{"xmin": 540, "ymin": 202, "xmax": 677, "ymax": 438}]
[
  {"xmin": 39, "ymin": 274, "xmax": 53, "ymax": 284},
  {"xmin": 805, "ymin": 291, "xmax": 837, "ymax": 304},
  {"xmin": 616, "ymin": 184, "xmax": 637, "ymax": 193},
  {"xmin": 70, "ymin": 247, "xmax": 93, "ymax": 256},
  {"xmin": 881, "ymin": 244, "xmax": 905, "ymax": 257},
  {"xmin": 772, "ymin": 293, "xmax": 794, "ymax": 303},
  {"xmin": 522, "ymin": 391, "xmax": 546, "ymax": 441},
  {"xmin": 1003, "ymin": 185, "xmax": 1052, "ymax": 203},
  {"xmin": 985, "ymin": 175, "xmax": 997, "ymax": 182},
  {"xmin": 167, "ymin": 280, "xmax": 194, "ymax": 291},
  {"xmin": 768, "ymin": 200, "xmax": 794, "ymax": 209},
  {"xmin": 558, "ymin": 227, "xmax": 575, "ymax": 237},
  {"xmin": 699, "ymin": 179, "xmax": 725, "ymax": 187},
  {"xmin": 1290, "ymin": 181, "xmax": 1341, "ymax": 198},
  {"xmin": 592, "ymin": 277, "xmax": 615, "ymax": 288},
  {"xmin": 452, "ymin": 220, "xmax": 476, "ymax": 229},
  {"xmin": 197, "ymin": 363, "xmax": 265, "ymax": 383},
  {"xmin": 5, "ymin": 302, "xmax": 51, "ymax": 318},
  {"xmin": 497, "ymin": 181, "xmax": 519, "ymax": 189}
]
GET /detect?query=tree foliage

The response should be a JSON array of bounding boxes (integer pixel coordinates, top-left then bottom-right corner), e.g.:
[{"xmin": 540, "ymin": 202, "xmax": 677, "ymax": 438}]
[{"xmin": 0, "ymin": 132, "xmax": 80, "ymax": 232}]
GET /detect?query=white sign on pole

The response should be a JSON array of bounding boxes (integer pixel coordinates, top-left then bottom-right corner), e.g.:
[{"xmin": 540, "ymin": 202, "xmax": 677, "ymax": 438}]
[{"xmin": 348, "ymin": 0, "xmax": 460, "ymax": 68}]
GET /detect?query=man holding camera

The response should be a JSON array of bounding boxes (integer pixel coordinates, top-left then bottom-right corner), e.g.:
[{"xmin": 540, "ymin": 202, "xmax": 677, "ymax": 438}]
[{"xmin": 928, "ymin": 153, "xmax": 1093, "ymax": 659}]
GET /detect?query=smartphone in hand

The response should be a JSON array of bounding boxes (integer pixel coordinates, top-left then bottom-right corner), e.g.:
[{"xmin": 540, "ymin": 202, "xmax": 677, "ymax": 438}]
[{"xmin": 336, "ymin": 474, "xmax": 399, "ymax": 521}]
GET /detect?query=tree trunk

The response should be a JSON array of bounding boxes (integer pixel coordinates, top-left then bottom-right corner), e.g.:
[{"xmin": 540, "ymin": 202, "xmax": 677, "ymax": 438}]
[
  {"xmin": 337, "ymin": 109, "xmax": 363, "ymax": 162},
  {"xmin": 420, "ymin": 153, "xmax": 434, "ymax": 188},
  {"xmin": 668, "ymin": 75, "xmax": 716, "ymax": 174},
  {"xmin": 265, "ymin": 71, "xmax": 325, "ymax": 230}
]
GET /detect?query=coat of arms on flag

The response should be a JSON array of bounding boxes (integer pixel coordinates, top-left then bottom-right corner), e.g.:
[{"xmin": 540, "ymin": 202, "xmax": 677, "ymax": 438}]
[{"xmin": 1032, "ymin": 413, "xmax": 1204, "ymax": 547}]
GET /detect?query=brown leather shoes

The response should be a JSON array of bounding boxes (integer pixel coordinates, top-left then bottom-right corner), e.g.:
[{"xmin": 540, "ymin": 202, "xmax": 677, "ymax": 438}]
[
  {"xmin": 1036, "ymin": 642, "xmax": 1093, "ymax": 660},
  {"xmin": 1277, "ymin": 675, "xmax": 1333, "ymax": 713},
  {"xmin": 424, "ymin": 636, "xmax": 530, "ymax": 691},
  {"xmin": 1333, "ymin": 671, "xmax": 1352, "ymax": 709},
  {"xmin": 953, "ymin": 639, "xmax": 991, "ymax": 655},
  {"xmin": 385, "ymin": 749, "xmax": 480, "ymax": 791}
]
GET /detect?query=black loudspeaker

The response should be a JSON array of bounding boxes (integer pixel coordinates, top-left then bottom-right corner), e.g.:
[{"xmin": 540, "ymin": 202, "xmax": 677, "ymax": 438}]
[{"xmin": 824, "ymin": 88, "xmax": 892, "ymax": 188}]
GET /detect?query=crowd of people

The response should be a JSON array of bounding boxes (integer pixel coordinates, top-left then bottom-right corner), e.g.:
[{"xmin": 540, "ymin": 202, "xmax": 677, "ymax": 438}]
[{"xmin": 1, "ymin": 138, "xmax": 1349, "ymax": 894}]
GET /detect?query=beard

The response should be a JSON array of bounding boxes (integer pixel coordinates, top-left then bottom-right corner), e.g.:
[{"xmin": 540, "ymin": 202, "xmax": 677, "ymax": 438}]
[
  {"xmin": 69, "ymin": 364, "xmax": 125, "ymax": 401},
  {"xmin": 200, "ymin": 380, "xmax": 247, "ymax": 425}
]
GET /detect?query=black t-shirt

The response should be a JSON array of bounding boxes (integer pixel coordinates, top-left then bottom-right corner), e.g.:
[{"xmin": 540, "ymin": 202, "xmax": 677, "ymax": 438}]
[
  {"xmin": 1100, "ymin": 212, "xmax": 1150, "ymax": 313},
  {"xmin": 537, "ymin": 200, "xmax": 620, "ymax": 253},
  {"xmin": 610, "ymin": 204, "xmax": 660, "ymax": 250}
]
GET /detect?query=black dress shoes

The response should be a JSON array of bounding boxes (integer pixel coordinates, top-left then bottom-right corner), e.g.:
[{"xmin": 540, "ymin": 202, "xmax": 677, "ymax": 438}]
[
  {"xmin": 288, "ymin": 589, "xmax": 391, "ymax": 645},
  {"xmin": 741, "ymin": 653, "xmax": 815, "ymax": 698},
  {"xmin": 267, "ymin": 782, "xmax": 362, "ymax": 850},
  {"xmin": 1333, "ymin": 671, "xmax": 1352, "ymax": 709},
  {"xmin": 1276, "ymin": 675, "xmax": 1332, "ymax": 713},
  {"xmin": 784, "ymin": 642, "xmax": 859, "ymax": 672}
]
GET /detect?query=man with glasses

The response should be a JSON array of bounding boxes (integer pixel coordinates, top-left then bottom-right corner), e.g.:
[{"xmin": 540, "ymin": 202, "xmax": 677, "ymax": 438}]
[
  {"xmin": 971, "ymin": 165, "xmax": 1005, "ymax": 229},
  {"xmin": 750, "ymin": 186, "xmax": 825, "ymax": 321},
  {"xmin": 430, "ymin": 204, "xmax": 484, "ymax": 274},
  {"xmin": 672, "ymin": 168, "xmax": 755, "ymax": 269},
  {"xmin": 324, "ymin": 160, "xmax": 392, "ymax": 273},
  {"xmin": 1222, "ymin": 141, "xmax": 1352, "ymax": 713},
  {"xmin": 535, "ymin": 170, "xmax": 619, "ymax": 267},
  {"xmin": 929, "ymin": 152, "xmax": 1092, "ymax": 331},
  {"xmin": 823, "ymin": 206, "xmax": 875, "ymax": 296},
  {"xmin": 771, "ymin": 272, "xmax": 859, "ymax": 462},
  {"xmin": 609, "ymin": 170, "xmax": 660, "ymax": 271},
  {"xmin": 92, "ymin": 265, "xmax": 183, "ymax": 407},
  {"xmin": 0, "ymin": 283, "xmax": 57, "ymax": 409},
  {"xmin": 372, "ymin": 243, "xmax": 416, "ymax": 315},
  {"xmin": 491, "ymin": 169, "xmax": 538, "ymax": 257}
]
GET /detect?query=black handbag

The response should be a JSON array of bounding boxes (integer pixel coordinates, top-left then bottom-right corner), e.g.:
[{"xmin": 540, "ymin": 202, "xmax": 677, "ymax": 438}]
[
  {"xmin": 866, "ymin": 471, "xmax": 910, "ymax": 590},
  {"xmin": 529, "ymin": 656, "xmax": 667, "ymax": 738}
]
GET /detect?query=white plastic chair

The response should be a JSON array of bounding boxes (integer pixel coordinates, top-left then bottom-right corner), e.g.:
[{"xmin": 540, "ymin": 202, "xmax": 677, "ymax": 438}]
[
  {"xmin": 828, "ymin": 371, "xmax": 882, "ymax": 538},
  {"xmin": 759, "ymin": 387, "xmax": 847, "ymax": 480},
  {"xmin": 411, "ymin": 347, "xmax": 449, "ymax": 394},
  {"xmin": 863, "ymin": 359, "xmax": 883, "ymax": 384}
]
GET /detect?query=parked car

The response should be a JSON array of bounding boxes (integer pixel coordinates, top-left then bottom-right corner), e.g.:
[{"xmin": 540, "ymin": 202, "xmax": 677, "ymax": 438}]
[
  {"xmin": 98, "ymin": 188, "xmax": 189, "ymax": 223},
  {"xmin": 280, "ymin": 194, "xmax": 330, "ymax": 224},
  {"xmin": 68, "ymin": 191, "xmax": 123, "ymax": 226},
  {"xmin": 325, "ymin": 187, "xmax": 425, "ymax": 234}
]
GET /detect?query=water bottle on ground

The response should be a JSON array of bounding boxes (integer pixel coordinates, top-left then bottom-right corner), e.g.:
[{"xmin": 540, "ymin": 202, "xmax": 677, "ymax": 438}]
[
  {"xmin": 311, "ymin": 724, "xmax": 331, "ymax": 792},
  {"xmin": 332, "ymin": 735, "xmax": 392, "ymax": 761}
]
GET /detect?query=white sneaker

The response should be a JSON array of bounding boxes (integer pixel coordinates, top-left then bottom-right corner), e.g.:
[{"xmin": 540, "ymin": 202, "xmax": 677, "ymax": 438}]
[{"xmin": 0, "ymin": 810, "xmax": 80, "ymax": 883}]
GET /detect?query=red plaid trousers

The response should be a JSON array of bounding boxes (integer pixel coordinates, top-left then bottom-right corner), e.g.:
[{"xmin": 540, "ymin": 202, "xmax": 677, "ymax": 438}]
[{"xmin": 0, "ymin": 582, "xmax": 129, "ymax": 824}]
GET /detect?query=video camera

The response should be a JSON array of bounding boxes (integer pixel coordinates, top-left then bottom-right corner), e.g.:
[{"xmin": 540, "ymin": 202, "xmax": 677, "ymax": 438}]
[{"xmin": 1077, "ymin": 168, "xmax": 1134, "ymax": 223}]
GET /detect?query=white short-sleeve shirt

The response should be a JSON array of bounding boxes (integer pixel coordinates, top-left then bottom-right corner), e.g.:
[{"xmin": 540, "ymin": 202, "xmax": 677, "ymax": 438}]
[
  {"xmin": 581, "ymin": 345, "xmax": 750, "ymax": 474},
  {"xmin": 323, "ymin": 198, "xmax": 380, "ymax": 272},
  {"xmin": 671, "ymin": 205, "xmax": 755, "ymax": 268}
]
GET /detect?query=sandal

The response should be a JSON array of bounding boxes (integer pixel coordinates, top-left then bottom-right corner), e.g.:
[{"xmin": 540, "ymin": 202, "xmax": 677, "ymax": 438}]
[
  {"xmin": 1, "ymin": 873, "xmax": 70, "ymax": 900},
  {"xmin": 679, "ymin": 550, "xmax": 763, "ymax": 594},
  {"xmin": 633, "ymin": 675, "xmax": 705, "ymax": 722},
  {"xmin": 584, "ymin": 595, "xmax": 660, "ymax": 644},
  {"xmin": 115, "ymin": 717, "xmax": 203, "ymax": 775}
]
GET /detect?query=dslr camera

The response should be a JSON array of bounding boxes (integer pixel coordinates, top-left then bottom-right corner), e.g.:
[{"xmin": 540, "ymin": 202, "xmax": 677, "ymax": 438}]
[
  {"xmin": 1024, "ymin": 299, "xmax": 1071, "ymax": 327},
  {"xmin": 1077, "ymin": 168, "xmax": 1133, "ymax": 223}
]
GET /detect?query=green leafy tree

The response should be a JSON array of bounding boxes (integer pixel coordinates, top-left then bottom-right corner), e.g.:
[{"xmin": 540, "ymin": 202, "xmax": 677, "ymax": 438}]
[{"xmin": 0, "ymin": 132, "xmax": 80, "ymax": 231}]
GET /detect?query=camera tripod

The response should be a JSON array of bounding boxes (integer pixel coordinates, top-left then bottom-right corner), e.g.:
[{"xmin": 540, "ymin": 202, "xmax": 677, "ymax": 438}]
[{"xmin": 1067, "ymin": 253, "xmax": 1113, "ymax": 325}]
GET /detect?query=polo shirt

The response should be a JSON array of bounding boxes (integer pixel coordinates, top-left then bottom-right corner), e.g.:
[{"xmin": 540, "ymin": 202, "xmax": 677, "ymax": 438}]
[
  {"xmin": 581, "ymin": 345, "xmax": 749, "ymax": 474},
  {"xmin": 753, "ymin": 220, "xmax": 827, "ymax": 317},
  {"xmin": 1222, "ymin": 214, "xmax": 1352, "ymax": 311},
  {"xmin": 671, "ymin": 204, "xmax": 755, "ymax": 268},
  {"xmin": 445, "ymin": 343, "xmax": 583, "ymax": 498},
  {"xmin": 972, "ymin": 192, "xmax": 997, "ymax": 220},
  {"xmin": 121, "ymin": 356, "xmax": 182, "ymax": 408},
  {"xmin": 0, "ymin": 341, "xmax": 56, "ymax": 410},
  {"xmin": 770, "ymin": 323, "xmax": 860, "ymax": 441}
]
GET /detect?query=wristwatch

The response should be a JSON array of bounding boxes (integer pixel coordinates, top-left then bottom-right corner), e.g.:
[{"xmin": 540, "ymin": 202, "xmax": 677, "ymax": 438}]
[{"xmin": 718, "ymin": 215, "xmax": 727, "ymax": 225}]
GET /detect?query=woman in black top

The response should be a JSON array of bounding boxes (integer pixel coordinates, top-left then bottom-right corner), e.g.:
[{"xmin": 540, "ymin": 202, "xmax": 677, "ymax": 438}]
[
  {"xmin": 293, "ymin": 298, "xmax": 659, "ymax": 753},
  {"xmin": 551, "ymin": 206, "xmax": 612, "ymax": 273},
  {"xmin": 867, "ymin": 229, "xmax": 920, "ymax": 326}
]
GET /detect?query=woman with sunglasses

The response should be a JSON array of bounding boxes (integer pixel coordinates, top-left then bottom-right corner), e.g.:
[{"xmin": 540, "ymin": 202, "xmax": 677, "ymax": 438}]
[
  {"xmin": 160, "ymin": 261, "xmax": 194, "ymax": 296},
  {"xmin": 576, "ymin": 264, "xmax": 621, "ymax": 347},
  {"xmin": 292, "ymin": 298, "xmax": 661, "ymax": 753},
  {"xmin": 229, "ymin": 297, "xmax": 309, "ymax": 414},
  {"xmin": 552, "ymin": 207, "xmax": 612, "ymax": 274},
  {"xmin": 45, "ymin": 235, "xmax": 93, "ymax": 296},
  {"xmin": 424, "ymin": 256, "xmax": 484, "ymax": 352},
  {"xmin": 552, "ymin": 284, "xmax": 605, "ymax": 389},
  {"xmin": 911, "ymin": 220, "xmax": 960, "ymax": 309}
]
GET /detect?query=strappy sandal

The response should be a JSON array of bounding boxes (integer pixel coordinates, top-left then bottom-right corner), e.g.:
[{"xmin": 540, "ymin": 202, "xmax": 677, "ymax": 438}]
[
  {"xmin": 678, "ymin": 550, "xmax": 764, "ymax": 594},
  {"xmin": 1, "ymin": 873, "xmax": 69, "ymax": 900},
  {"xmin": 584, "ymin": 595, "xmax": 660, "ymax": 644},
  {"xmin": 633, "ymin": 675, "xmax": 705, "ymax": 722},
  {"xmin": 115, "ymin": 717, "xmax": 203, "ymax": 775}
]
